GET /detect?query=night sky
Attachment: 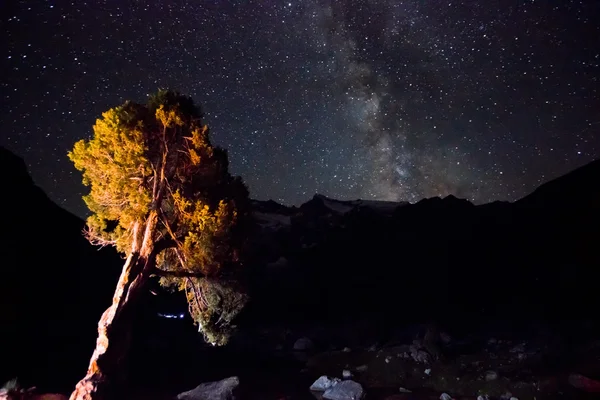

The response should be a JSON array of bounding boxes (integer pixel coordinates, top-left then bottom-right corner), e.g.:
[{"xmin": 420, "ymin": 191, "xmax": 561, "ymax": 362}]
[{"xmin": 2, "ymin": 1, "xmax": 599, "ymax": 218}]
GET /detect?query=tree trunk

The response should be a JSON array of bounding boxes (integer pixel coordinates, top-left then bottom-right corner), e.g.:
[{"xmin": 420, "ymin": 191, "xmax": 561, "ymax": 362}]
[{"xmin": 70, "ymin": 214, "xmax": 158, "ymax": 400}]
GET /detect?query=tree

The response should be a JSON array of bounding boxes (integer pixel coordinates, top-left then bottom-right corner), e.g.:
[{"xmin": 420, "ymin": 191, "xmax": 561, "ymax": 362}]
[{"xmin": 67, "ymin": 90, "xmax": 250, "ymax": 400}]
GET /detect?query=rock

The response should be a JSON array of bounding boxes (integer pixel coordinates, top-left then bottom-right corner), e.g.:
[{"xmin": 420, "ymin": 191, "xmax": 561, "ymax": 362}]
[
  {"xmin": 424, "ymin": 368, "xmax": 432, "ymax": 375},
  {"xmin": 499, "ymin": 392, "xmax": 513, "ymax": 400},
  {"xmin": 485, "ymin": 370, "xmax": 498, "ymax": 381},
  {"xmin": 310, "ymin": 376, "xmax": 341, "ymax": 392},
  {"xmin": 385, "ymin": 356, "xmax": 392, "ymax": 363},
  {"xmin": 509, "ymin": 343, "xmax": 526, "ymax": 353},
  {"xmin": 409, "ymin": 343, "xmax": 431, "ymax": 364},
  {"xmin": 398, "ymin": 387, "xmax": 412, "ymax": 393},
  {"xmin": 356, "ymin": 364, "xmax": 368, "ymax": 372},
  {"xmin": 477, "ymin": 396, "xmax": 490, "ymax": 400},
  {"xmin": 266, "ymin": 256, "xmax": 289, "ymax": 268},
  {"xmin": 294, "ymin": 337, "xmax": 314, "ymax": 351},
  {"xmin": 440, "ymin": 332, "xmax": 452, "ymax": 344},
  {"xmin": 0, "ymin": 385, "xmax": 68, "ymax": 400},
  {"xmin": 509, "ymin": 398, "xmax": 519, "ymax": 400},
  {"xmin": 342, "ymin": 370, "xmax": 352, "ymax": 379},
  {"xmin": 440, "ymin": 393, "xmax": 452, "ymax": 400},
  {"xmin": 412, "ymin": 349, "xmax": 431, "ymax": 364},
  {"xmin": 342, "ymin": 347, "xmax": 352, "ymax": 352},
  {"xmin": 569, "ymin": 373, "xmax": 600, "ymax": 392},
  {"xmin": 323, "ymin": 380, "xmax": 364, "ymax": 400},
  {"xmin": 176, "ymin": 376, "xmax": 239, "ymax": 400}
]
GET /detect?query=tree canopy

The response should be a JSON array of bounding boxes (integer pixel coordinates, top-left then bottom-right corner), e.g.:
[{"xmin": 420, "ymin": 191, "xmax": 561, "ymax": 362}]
[{"xmin": 69, "ymin": 89, "xmax": 250, "ymax": 344}]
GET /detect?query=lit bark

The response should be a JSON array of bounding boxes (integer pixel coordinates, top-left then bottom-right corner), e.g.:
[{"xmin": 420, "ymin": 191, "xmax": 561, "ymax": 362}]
[{"xmin": 69, "ymin": 214, "xmax": 158, "ymax": 400}]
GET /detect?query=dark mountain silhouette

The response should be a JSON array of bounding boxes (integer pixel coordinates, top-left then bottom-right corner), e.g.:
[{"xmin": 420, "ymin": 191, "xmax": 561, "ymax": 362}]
[
  {"xmin": 517, "ymin": 158, "xmax": 600, "ymax": 209},
  {"xmin": 240, "ymin": 162, "xmax": 600, "ymax": 340},
  {"xmin": 0, "ymin": 147, "xmax": 121, "ymax": 392},
  {"xmin": 2, "ymin": 146, "xmax": 599, "ymax": 392}
]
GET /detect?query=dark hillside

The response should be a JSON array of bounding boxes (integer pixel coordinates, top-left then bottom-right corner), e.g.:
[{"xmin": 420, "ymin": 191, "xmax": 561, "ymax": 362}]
[{"xmin": 0, "ymin": 147, "xmax": 121, "ymax": 392}]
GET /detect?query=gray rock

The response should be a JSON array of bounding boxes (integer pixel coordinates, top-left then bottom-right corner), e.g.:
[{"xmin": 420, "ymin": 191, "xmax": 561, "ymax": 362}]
[
  {"xmin": 310, "ymin": 376, "xmax": 341, "ymax": 392},
  {"xmin": 176, "ymin": 377, "xmax": 239, "ymax": 400},
  {"xmin": 439, "ymin": 332, "xmax": 452, "ymax": 344},
  {"xmin": 294, "ymin": 337, "xmax": 314, "ymax": 351},
  {"xmin": 323, "ymin": 380, "xmax": 364, "ymax": 400},
  {"xmin": 413, "ymin": 349, "xmax": 431, "ymax": 364},
  {"xmin": 509, "ymin": 343, "xmax": 526, "ymax": 353},
  {"xmin": 355, "ymin": 365, "xmax": 368, "ymax": 372},
  {"xmin": 266, "ymin": 256, "xmax": 289, "ymax": 268},
  {"xmin": 485, "ymin": 370, "xmax": 498, "ymax": 381},
  {"xmin": 409, "ymin": 343, "xmax": 431, "ymax": 364},
  {"xmin": 440, "ymin": 393, "xmax": 452, "ymax": 400},
  {"xmin": 342, "ymin": 369, "xmax": 352, "ymax": 379},
  {"xmin": 399, "ymin": 387, "xmax": 412, "ymax": 393}
]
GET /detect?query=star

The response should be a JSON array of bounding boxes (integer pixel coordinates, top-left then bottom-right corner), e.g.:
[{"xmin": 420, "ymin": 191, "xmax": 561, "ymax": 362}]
[{"xmin": 1, "ymin": 0, "xmax": 599, "ymax": 218}]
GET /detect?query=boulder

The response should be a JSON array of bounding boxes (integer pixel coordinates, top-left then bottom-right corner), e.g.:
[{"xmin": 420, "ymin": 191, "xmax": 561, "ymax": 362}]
[
  {"xmin": 310, "ymin": 376, "xmax": 341, "ymax": 391},
  {"xmin": 485, "ymin": 370, "xmax": 498, "ymax": 381},
  {"xmin": 294, "ymin": 337, "xmax": 314, "ymax": 351},
  {"xmin": 176, "ymin": 377, "xmax": 239, "ymax": 400},
  {"xmin": 323, "ymin": 380, "xmax": 364, "ymax": 400}
]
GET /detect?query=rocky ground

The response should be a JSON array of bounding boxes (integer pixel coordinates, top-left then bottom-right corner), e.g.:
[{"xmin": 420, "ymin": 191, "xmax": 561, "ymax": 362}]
[
  {"xmin": 8, "ymin": 321, "xmax": 600, "ymax": 400},
  {"xmin": 302, "ymin": 337, "xmax": 600, "ymax": 399},
  {"xmin": 119, "ymin": 320, "xmax": 600, "ymax": 400}
]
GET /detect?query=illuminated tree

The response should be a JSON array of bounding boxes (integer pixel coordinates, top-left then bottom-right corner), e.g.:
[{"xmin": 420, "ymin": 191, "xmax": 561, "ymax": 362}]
[{"xmin": 68, "ymin": 90, "xmax": 250, "ymax": 400}]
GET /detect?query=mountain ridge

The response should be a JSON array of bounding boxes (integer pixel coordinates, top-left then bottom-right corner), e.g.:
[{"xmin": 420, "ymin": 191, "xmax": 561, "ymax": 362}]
[{"xmin": 2, "ymin": 145, "xmax": 600, "ymax": 391}]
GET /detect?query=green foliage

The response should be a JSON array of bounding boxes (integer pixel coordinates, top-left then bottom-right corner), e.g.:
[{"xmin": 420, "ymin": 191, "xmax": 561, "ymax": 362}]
[
  {"xmin": 183, "ymin": 277, "xmax": 248, "ymax": 346},
  {"xmin": 69, "ymin": 89, "xmax": 250, "ymax": 344},
  {"xmin": 69, "ymin": 103, "xmax": 153, "ymax": 252}
]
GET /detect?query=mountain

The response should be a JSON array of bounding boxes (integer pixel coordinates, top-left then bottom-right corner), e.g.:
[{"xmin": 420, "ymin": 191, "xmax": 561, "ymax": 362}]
[
  {"xmin": 0, "ymin": 147, "xmax": 121, "ymax": 392},
  {"xmin": 2, "ymin": 145, "xmax": 600, "ymax": 391},
  {"xmin": 517, "ymin": 158, "xmax": 600, "ymax": 210},
  {"xmin": 240, "ymin": 162, "xmax": 600, "ymax": 339}
]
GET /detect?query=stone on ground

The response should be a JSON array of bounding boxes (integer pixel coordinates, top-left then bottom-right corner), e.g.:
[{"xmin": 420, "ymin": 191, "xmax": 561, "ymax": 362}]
[
  {"xmin": 323, "ymin": 380, "xmax": 364, "ymax": 400},
  {"xmin": 176, "ymin": 376, "xmax": 239, "ymax": 400},
  {"xmin": 310, "ymin": 375, "xmax": 341, "ymax": 391}
]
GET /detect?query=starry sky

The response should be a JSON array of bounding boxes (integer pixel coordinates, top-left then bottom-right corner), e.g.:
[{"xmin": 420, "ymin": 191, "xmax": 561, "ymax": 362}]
[{"xmin": 2, "ymin": 0, "xmax": 599, "ymax": 218}]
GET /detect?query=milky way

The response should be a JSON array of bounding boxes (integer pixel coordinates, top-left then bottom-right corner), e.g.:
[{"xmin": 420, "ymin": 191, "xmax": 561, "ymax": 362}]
[{"xmin": 2, "ymin": 1, "xmax": 599, "ymax": 217}]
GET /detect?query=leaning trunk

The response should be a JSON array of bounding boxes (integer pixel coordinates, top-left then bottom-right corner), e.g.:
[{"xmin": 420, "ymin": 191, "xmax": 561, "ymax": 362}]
[{"xmin": 70, "ymin": 214, "xmax": 158, "ymax": 400}]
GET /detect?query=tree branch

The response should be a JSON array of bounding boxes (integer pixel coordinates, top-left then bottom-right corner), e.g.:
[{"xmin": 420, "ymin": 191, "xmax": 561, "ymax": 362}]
[
  {"xmin": 151, "ymin": 267, "xmax": 206, "ymax": 278},
  {"xmin": 154, "ymin": 237, "xmax": 179, "ymax": 253},
  {"xmin": 83, "ymin": 227, "xmax": 116, "ymax": 248}
]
